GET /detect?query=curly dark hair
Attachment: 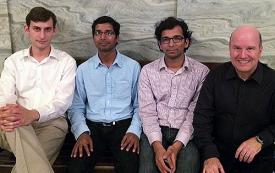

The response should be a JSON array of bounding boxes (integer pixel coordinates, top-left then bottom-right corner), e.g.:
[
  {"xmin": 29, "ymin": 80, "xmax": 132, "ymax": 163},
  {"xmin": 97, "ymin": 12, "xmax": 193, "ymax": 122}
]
[{"xmin": 155, "ymin": 17, "xmax": 192, "ymax": 52}]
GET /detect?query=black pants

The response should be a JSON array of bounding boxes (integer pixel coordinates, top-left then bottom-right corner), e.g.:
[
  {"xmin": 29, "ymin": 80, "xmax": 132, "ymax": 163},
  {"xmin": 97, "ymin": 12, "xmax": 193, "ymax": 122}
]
[
  {"xmin": 68, "ymin": 119, "xmax": 138, "ymax": 173},
  {"xmin": 219, "ymin": 147, "xmax": 273, "ymax": 173}
]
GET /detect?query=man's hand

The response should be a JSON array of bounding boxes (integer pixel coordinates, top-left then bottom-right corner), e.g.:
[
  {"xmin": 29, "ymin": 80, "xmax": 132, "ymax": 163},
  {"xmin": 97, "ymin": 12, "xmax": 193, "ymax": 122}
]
[
  {"xmin": 0, "ymin": 104, "xmax": 39, "ymax": 132},
  {"xmin": 152, "ymin": 141, "xmax": 171, "ymax": 173},
  {"xmin": 121, "ymin": 132, "xmax": 139, "ymax": 153},
  {"xmin": 71, "ymin": 132, "xmax": 93, "ymax": 158},
  {"xmin": 235, "ymin": 136, "xmax": 262, "ymax": 163},
  {"xmin": 163, "ymin": 140, "xmax": 183, "ymax": 173},
  {"xmin": 203, "ymin": 157, "xmax": 225, "ymax": 173}
]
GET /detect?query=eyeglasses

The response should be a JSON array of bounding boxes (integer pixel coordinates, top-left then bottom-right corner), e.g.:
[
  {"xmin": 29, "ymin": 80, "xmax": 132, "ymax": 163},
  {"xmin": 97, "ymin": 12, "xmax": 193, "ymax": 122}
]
[
  {"xmin": 94, "ymin": 30, "xmax": 115, "ymax": 37},
  {"xmin": 160, "ymin": 36, "xmax": 185, "ymax": 44}
]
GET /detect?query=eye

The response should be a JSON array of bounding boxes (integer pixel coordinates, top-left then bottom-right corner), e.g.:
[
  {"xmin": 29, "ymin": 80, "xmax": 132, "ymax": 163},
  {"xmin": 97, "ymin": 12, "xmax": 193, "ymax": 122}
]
[
  {"xmin": 173, "ymin": 36, "xmax": 184, "ymax": 42},
  {"xmin": 95, "ymin": 31, "xmax": 102, "ymax": 36},
  {"xmin": 247, "ymin": 47, "xmax": 255, "ymax": 51},
  {"xmin": 45, "ymin": 27, "xmax": 52, "ymax": 32},
  {"xmin": 160, "ymin": 37, "xmax": 170, "ymax": 44},
  {"xmin": 106, "ymin": 31, "xmax": 115, "ymax": 36},
  {"xmin": 33, "ymin": 27, "xmax": 41, "ymax": 32}
]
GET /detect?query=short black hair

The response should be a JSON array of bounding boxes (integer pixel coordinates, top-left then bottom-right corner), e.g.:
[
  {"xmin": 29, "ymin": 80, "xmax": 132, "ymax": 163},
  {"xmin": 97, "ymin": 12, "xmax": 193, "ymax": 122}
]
[
  {"xmin": 155, "ymin": 17, "xmax": 192, "ymax": 52},
  {"xmin": 92, "ymin": 16, "xmax": 120, "ymax": 37},
  {"xmin": 26, "ymin": 7, "xmax": 57, "ymax": 28}
]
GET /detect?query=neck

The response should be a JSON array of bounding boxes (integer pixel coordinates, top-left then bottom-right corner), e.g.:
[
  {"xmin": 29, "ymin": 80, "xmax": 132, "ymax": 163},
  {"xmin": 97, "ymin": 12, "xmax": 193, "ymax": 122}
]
[
  {"xmin": 30, "ymin": 46, "xmax": 51, "ymax": 62},
  {"xmin": 98, "ymin": 50, "xmax": 117, "ymax": 67},
  {"xmin": 236, "ymin": 71, "xmax": 252, "ymax": 81},
  {"xmin": 236, "ymin": 66, "xmax": 257, "ymax": 81},
  {"xmin": 164, "ymin": 55, "xmax": 185, "ymax": 72}
]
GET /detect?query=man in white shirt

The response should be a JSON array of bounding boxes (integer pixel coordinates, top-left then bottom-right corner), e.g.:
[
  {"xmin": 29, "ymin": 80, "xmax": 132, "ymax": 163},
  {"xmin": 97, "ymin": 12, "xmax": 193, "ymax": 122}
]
[{"xmin": 0, "ymin": 7, "xmax": 76, "ymax": 173}]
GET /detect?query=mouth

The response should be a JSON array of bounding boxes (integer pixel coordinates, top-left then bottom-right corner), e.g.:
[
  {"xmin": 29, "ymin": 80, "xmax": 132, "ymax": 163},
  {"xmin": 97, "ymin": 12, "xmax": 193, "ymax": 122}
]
[
  {"xmin": 237, "ymin": 60, "xmax": 250, "ymax": 65},
  {"xmin": 37, "ymin": 40, "xmax": 47, "ymax": 44},
  {"xmin": 167, "ymin": 49, "xmax": 177, "ymax": 53}
]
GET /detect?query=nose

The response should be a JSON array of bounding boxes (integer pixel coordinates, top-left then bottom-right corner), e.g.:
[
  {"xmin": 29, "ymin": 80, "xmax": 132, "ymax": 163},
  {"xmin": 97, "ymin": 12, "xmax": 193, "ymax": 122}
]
[
  {"xmin": 240, "ymin": 49, "xmax": 247, "ymax": 58},
  {"xmin": 39, "ymin": 30, "xmax": 46, "ymax": 39},
  {"xmin": 99, "ymin": 33, "xmax": 106, "ymax": 40},
  {"xmin": 168, "ymin": 38, "xmax": 175, "ymax": 46}
]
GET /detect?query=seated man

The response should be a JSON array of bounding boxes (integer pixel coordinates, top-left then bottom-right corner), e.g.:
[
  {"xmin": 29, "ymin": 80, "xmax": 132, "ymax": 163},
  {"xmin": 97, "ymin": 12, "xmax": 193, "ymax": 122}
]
[
  {"xmin": 193, "ymin": 25, "xmax": 275, "ymax": 173},
  {"xmin": 0, "ymin": 7, "xmax": 76, "ymax": 173},
  {"xmin": 68, "ymin": 16, "xmax": 141, "ymax": 173},
  {"xmin": 138, "ymin": 17, "xmax": 209, "ymax": 173}
]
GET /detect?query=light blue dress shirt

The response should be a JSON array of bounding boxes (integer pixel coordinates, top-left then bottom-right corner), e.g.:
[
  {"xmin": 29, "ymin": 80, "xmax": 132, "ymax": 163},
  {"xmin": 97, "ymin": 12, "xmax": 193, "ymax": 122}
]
[{"xmin": 68, "ymin": 51, "xmax": 141, "ymax": 139}]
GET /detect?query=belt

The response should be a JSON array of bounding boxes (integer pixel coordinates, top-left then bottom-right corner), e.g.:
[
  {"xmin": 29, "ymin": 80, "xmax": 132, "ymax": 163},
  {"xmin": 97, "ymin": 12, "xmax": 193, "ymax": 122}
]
[{"xmin": 87, "ymin": 118, "xmax": 131, "ymax": 127}]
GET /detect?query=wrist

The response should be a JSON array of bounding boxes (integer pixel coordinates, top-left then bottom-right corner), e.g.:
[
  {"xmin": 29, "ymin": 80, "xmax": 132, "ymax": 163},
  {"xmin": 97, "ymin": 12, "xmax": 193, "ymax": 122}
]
[
  {"xmin": 152, "ymin": 141, "xmax": 163, "ymax": 152},
  {"xmin": 255, "ymin": 135, "xmax": 264, "ymax": 146},
  {"xmin": 171, "ymin": 140, "xmax": 183, "ymax": 153},
  {"xmin": 31, "ymin": 109, "xmax": 40, "ymax": 121}
]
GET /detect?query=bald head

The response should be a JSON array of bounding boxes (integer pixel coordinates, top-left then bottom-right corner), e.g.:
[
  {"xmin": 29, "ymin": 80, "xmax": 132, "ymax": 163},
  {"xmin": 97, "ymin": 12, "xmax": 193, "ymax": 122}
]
[
  {"xmin": 229, "ymin": 25, "xmax": 263, "ymax": 80},
  {"xmin": 230, "ymin": 25, "xmax": 262, "ymax": 48}
]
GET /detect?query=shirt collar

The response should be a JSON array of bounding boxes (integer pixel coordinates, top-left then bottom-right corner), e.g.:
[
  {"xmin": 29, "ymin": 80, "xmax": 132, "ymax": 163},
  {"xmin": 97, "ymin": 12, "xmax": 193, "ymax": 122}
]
[
  {"xmin": 21, "ymin": 45, "xmax": 60, "ymax": 61},
  {"xmin": 158, "ymin": 55, "xmax": 189, "ymax": 72},
  {"xmin": 94, "ymin": 50, "xmax": 123, "ymax": 68},
  {"xmin": 225, "ymin": 62, "xmax": 263, "ymax": 84}
]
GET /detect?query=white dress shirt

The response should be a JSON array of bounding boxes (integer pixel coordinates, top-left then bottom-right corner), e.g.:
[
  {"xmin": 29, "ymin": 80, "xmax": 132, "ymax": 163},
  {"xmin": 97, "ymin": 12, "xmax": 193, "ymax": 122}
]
[{"xmin": 0, "ymin": 46, "xmax": 76, "ymax": 122}]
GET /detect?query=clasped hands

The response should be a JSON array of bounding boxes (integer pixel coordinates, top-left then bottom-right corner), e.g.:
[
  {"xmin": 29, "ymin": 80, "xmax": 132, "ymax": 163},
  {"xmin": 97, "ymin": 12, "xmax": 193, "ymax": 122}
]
[
  {"xmin": 0, "ymin": 104, "xmax": 39, "ymax": 132},
  {"xmin": 152, "ymin": 140, "xmax": 183, "ymax": 173}
]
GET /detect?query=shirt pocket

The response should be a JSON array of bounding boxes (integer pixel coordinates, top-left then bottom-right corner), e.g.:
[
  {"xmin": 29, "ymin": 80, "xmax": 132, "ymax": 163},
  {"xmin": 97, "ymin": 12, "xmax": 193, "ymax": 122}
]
[
  {"xmin": 176, "ymin": 87, "xmax": 195, "ymax": 108},
  {"xmin": 114, "ymin": 81, "xmax": 131, "ymax": 99}
]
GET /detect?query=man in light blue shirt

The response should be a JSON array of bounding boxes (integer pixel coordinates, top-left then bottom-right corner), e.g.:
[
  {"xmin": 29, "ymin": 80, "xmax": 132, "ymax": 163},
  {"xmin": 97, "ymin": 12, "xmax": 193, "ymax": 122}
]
[{"xmin": 68, "ymin": 16, "xmax": 141, "ymax": 173}]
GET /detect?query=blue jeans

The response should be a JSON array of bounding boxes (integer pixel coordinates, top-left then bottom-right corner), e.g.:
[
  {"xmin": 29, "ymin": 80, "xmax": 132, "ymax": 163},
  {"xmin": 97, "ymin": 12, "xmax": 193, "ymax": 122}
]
[{"xmin": 139, "ymin": 127, "xmax": 200, "ymax": 173}]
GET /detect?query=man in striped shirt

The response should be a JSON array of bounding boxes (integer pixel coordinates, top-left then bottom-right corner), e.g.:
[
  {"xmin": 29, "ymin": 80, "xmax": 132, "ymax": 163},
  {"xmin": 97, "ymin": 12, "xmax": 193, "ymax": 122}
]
[{"xmin": 138, "ymin": 17, "xmax": 209, "ymax": 173}]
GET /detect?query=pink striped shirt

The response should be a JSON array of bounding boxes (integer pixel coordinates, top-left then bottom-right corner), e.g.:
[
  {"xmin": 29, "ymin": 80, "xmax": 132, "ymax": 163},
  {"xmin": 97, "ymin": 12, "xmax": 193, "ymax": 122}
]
[{"xmin": 138, "ymin": 56, "xmax": 209, "ymax": 146}]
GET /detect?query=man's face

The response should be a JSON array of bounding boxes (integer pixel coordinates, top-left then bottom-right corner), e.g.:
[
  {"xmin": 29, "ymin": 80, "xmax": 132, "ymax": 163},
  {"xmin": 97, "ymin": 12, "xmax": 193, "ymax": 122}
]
[
  {"xmin": 159, "ymin": 26, "xmax": 189, "ymax": 60},
  {"xmin": 229, "ymin": 27, "xmax": 262, "ymax": 78},
  {"xmin": 93, "ymin": 23, "xmax": 118, "ymax": 53},
  {"xmin": 24, "ymin": 18, "xmax": 56, "ymax": 51}
]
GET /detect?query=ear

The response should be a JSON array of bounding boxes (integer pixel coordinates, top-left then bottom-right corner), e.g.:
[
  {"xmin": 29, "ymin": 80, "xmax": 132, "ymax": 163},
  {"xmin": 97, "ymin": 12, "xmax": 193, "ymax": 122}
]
[
  {"xmin": 53, "ymin": 27, "xmax": 57, "ymax": 35},
  {"xmin": 158, "ymin": 42, "xmax": 163, "ymax": 52},
  {"xmin": 24, "ymin": 24, "xmax": 30, "ymax": 33},
  {"xmin": 184, "ymin": 39, "xmax": 190, "ymax": 48},
  {"xmin": 115, "ymin": 35, "xmax": 119, "ymax": 44}
]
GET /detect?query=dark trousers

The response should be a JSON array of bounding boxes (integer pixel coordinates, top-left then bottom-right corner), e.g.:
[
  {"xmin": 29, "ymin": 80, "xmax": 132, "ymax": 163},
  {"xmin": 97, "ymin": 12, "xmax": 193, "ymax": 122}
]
[
  {"xmin": 68, "ymin": 119, "xmax": 138, "ymax": 173},
  {"xmin": 219, "ymin": 146, "xmax": 273, "ymax": 173},
  {"xmin": 139, "ymin": 126, "xmax": 200, "ymax": 173}
]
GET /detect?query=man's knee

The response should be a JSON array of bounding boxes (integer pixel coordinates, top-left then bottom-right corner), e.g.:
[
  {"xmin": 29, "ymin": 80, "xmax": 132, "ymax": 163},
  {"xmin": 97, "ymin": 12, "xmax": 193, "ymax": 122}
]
[{"xmin": 176, "ymin": 141, "xmax": 200, "ymax": 173}]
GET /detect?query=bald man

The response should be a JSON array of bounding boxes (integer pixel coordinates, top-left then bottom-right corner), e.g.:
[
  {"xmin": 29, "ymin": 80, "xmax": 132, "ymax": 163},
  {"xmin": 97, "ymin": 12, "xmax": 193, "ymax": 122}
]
[{"xmin": 193, "ymin": 25, "xmax": 275, "ymax": 173}]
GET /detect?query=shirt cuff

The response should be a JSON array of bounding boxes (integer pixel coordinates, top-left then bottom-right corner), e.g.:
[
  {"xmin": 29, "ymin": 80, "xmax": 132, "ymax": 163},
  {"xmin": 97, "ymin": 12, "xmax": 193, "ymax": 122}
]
[
  {"xmin": 36, "ymin": 106, "xmax": 50, "ymax": 123},
  {"xmin": 175, "ymin": 133, "xmax": 191, "ymax": 147},
  {"xmin": 146, "ymin": 131, "xmax": 162, "ymax": 145},
  {"xmin": 201, "ymin": 144, "xmax": 220, "ymax": 161},
  {"xmin": 127, "ymin": 124, "xmax": 142, "ymax": 138},
  {"xmin": 72, "ymin": 124, "xmax": 90, "ymax": 140}
]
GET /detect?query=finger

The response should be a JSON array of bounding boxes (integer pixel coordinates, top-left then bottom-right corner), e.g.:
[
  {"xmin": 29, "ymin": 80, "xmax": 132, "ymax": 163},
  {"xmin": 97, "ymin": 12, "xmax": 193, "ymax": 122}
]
[
  {"xmin": 235, "ymin": 146, "xmax": 242, "ymax": 159},
  {"xmin": 137, "ymin": 143, "xmax": 140, "ymax": 154},
  {"xmin": 71, "ymin": 144, "xmax": 79, "ymax": 158},
  {"xmin": 166, "ymin": 157, "xmax": 174, "ymax": 172},
  {"xmin": 83, "ymin": 143, "xmax": 91, "ymax": 157},
  {"xmin": 131, "ymin": 140, "xmax": 138, "ymax": 153},
  {"xmin": 161, "ymin": 159, "xmax": 171, "ymax": 173},
  {"xmin": 126, "ymin": 140, "xmax": 134, "ymax": 152},
  {"xmin": 79, "ymin": 144, "xmax": 83, "ymax": 157},
  {"xmin": 219, "ymin": 164, "xmax": 225, "ymax": 173},
  {"xmin": 121, "ymin": 135, "xmax": 128, "ymax": 149},
  {"xmin": 170, "ymin": 155, "xmax": 176, "ymax": 171},
  {"xmin": 247, "ymin": 153, "xmax": 255, "ymax": 163},
  {"xmin": 89, "ymin": 138, "xmax": 93, "ymax": 152},
  {"xmin": 1, "ymin": 126, "xmax": 16, "ymax": 132}
]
